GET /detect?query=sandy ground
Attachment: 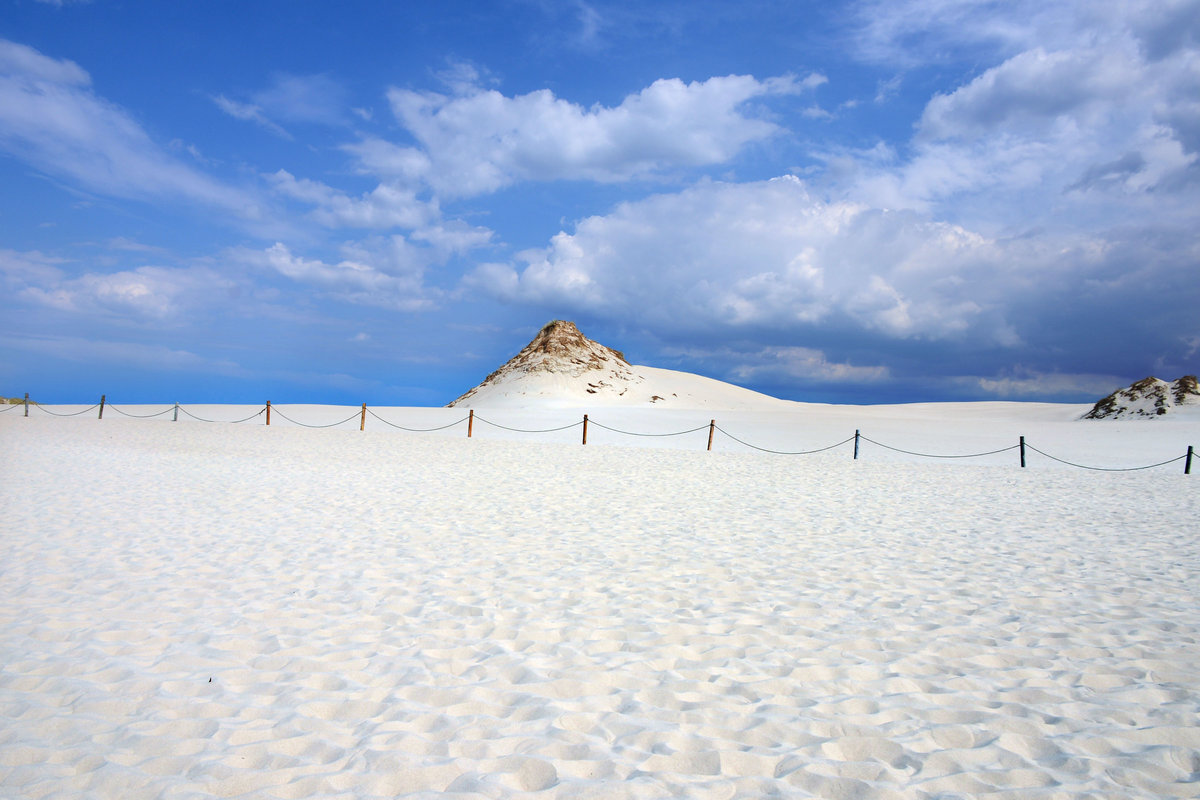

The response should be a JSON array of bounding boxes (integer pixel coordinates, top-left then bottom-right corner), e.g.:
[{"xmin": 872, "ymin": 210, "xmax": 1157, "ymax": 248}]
[{"xmin": 2, "ymin": 411, "xmax": 1199, "ymax": 798}]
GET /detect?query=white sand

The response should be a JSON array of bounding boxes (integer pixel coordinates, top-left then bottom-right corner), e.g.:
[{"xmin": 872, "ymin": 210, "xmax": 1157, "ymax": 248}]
[{"xmin": 2, "ymin": 408, "xmax": 1199, "ymax": 798}]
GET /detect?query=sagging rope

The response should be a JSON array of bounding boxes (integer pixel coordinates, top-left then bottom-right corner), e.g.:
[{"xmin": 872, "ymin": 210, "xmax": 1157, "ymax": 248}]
[
  {"xmin": 473, "ymin": 415, "xmax": 583, "ymax": 434},
  {"xmin": 588, "ymin": 420, "xmax": 711, "ymax": 437},
  {"xmin": 859, "ymin": 435, "xmax": 1020, "ymax": 460},
  {"xmin": 108, "ymin": 404, "xmax": 175, "ymax": 419},
  {"xmin": 1025, "ymin": 444, "xmax": 1188, "ymax": 472},
  {"xmin": 32, "ymin": 403, "xmax": 102, "ymax": 417},
  {"xmin": 177, "ymin": 406, "xmax": 266, "ymax": 424},
  {"xmin": 366, "ymin": 408, "xmax": 469, "ymax": 432},
  {"xmin": 269, "ymin": 407, "xmax": 362, "ymax": 429},
  {"xmin": 715, "ymin": 426, "xmax": 857, "ymax": 456}
]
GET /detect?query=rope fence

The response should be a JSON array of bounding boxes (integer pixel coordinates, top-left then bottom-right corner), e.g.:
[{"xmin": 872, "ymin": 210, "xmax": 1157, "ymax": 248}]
[{"xmin": 8, "ymin": 394, "xmax": 1195, "ymax": 474}]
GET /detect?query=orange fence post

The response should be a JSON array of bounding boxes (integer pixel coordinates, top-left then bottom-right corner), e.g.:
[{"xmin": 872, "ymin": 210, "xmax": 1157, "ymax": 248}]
[
  {"xmin": 582, "ymin": 414, "xmax": 588, "ymax": 445},
  {"xmin": 266, "ymin": 401, "xmax": 271, "ymax": 426},
  {"xmin": 468, "ymin": 409, "xmax": 474, "ymax": 438},
  {"xmin": 360, "ymin": 403, "xmax": 367, "ymax": 431}
]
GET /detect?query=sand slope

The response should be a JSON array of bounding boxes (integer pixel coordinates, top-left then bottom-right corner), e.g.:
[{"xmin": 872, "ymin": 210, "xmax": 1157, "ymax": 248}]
[{"xmin": 2, "ymin": 415, "xmax": 1199, "ymax": 798}]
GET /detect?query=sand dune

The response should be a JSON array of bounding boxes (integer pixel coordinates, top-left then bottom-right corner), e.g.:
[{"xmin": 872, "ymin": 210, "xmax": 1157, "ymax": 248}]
[{"xmin": 2, "ymin": 412, "xmax": 1199, "ymax": 798}]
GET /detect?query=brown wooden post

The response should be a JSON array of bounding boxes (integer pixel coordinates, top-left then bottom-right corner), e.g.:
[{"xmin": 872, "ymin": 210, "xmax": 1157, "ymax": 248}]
[
  {"xmin": 582, "ymin": 414, "xmax": 588, "ymax": 445},
  {"xmin": 468, "ymin": 409, "xmax": 474, "ymax": 438},
  {"xmin": 266, "ymin": 401, "xmax": 271, "ymax": 426},
  {"xmin": 707, "ymin": 419, "xmax": 715, "ymax": 451},
  {"xmin": 360, "ymin": 403, "xmax": 367, "ymax": 431},
  {"xmin": 98, "ymin": 394, "xmax": 106, "ymax": 419}
]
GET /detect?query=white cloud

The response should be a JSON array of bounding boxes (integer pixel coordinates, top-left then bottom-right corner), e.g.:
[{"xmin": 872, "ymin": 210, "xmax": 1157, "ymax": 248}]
[
  {"xmin": 268, "ymin": 170, "xmax": 438, "ymax": 230},
  {"xmin": 213, "ymin": 95, "xmax": 291, "ymax": 138},
  {"xmin": 0, "ymin": 39, "xmax": 259, "ymax": 215},
  {"xmin": 381, "ymin": 73, "xmax": 820, "ymax": 197},
  {"xmin": 15, "ymin": 263, "xmax": 235, "ymax": 321},
  {"xmin": 472, "ymin": 176, "xmax": 1021, "ymax": 344},
  {"xmin": 0, "ymin": 248, "xmax": 66, "ymax": 287},
  {"xmin": 969, "ymin": 370, "xmax": 1127, "ymax": 400},
  {"xmin": 245, "ymin": 241, "xmax": 436, "ymax": 311},
  {"xmin": 829, "ymin": 6, "xmax": 1200, "ymax": 235},
  {"xmin": 213, "ymin": 73, "xmax": 347, "ymax": 136},
  {"xmin": 725, "ymin": 346, "xmax": 891, "ymax": 384}
]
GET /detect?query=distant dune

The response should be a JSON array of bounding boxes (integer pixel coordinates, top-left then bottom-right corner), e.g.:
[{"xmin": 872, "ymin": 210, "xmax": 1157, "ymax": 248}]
[
  {"xmin": 448, "ymin": 320, "xmax": 797, "ymax": 410},
  {"xmin": 1084, "ymin": 375, "xmax": 1200, "ymax": 419}
]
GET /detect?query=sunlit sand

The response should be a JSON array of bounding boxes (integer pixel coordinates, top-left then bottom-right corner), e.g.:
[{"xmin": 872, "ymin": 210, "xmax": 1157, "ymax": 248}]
[{"xmin": 2, "ymin": 405, "xmax": 1198, "ymax": 798}]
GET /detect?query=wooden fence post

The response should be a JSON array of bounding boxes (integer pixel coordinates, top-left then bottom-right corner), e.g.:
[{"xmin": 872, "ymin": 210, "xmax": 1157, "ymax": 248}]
[
  {"xmin": 360, "ymin": 403, "xmax": 367, "ymax": 431},
  {"xmin": 582, "ymin": 414, "xmax": 588, "ymax": 445},
  {"xmin": 1020, "ymin": 435, "xmax": 1026, "ymax": 468},
  {"xmin": 173, "ymin": 402, "xmax": 179, "ymax": 422},
  {"xmin": 707, "ymin": 419, "xmax": 715, "ymax": 451},
  {"xmin": 1187, "ymin": 445, "xmax": 1194, "ymax": 475},
  {"xmin": 853, "ymin": 429, "xmax": 860, "ymax": 460},
  {"xmin": 24, "ymin": 392, "xmax": 29, "ymax": 417},
  {"xmin": 468, "ymin": 409, "xmax": 474, "ymax": 438},
  {"xmin": 98, "ymin": 394, "xmax": 106, "ymax": 419},
  {"xmin": 266, "ymin": 401, "xmax": 271, "ymax": 426}
]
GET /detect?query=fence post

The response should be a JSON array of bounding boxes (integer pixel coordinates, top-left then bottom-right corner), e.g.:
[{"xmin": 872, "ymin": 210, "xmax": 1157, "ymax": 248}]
[
  {"xmin": 1187, "ymin": 445, "xmax": 1194, "ymax": 475},
  {"xmin": 98, "ymin": 394, "xmax": 106, "ymax": 419},
  {"xmin": 24, "ymin": 392, "xmax": 29, "ymax": 417},
  {"xmin": 468, "ymin": 409, "xmax": 474, "ymax": 438},
  {"xmin": 582, "ymin": 414, "xmax": 588, "ymax": 445},
  {"xmin": 707, "ymin": 419, "xmax": 715, "ymax": 451},
  {"xmin": 1019, "ymin": 436, "xmax": 1026, "ymax": 468},
  {"xmin": 173, "ymin": 402, "xmax": 179, "ymax": 422},
  {"xmin": 360, "ymin": 403, "xmax": 367, "ymax": 431},
  {"xmin": 266, "ymin": 401, "xmax": 271, "ymax": 426},
  {"xmin": 853, "ymin": 429, "xmax": 860, "ymax": 460}
]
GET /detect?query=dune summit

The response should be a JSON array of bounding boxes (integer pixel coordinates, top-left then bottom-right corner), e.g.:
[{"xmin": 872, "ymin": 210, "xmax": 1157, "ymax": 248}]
[
  {"xmin": 448, "ymin": 320, "xmax": 790, "ymax": 410},
  {"xmin": 1083, "ymin": 375, "xmax": 1200, "ymax": 419}
]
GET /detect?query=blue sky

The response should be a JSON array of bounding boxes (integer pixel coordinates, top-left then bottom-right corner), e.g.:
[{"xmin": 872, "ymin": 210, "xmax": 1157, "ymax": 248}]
[{"xmin": 2, "ymin": 0, "xmax": 1198, "ymax": 405}]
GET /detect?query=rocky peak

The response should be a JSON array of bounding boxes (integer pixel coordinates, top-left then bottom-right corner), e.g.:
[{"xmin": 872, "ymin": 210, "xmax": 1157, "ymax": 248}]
[
  {"xmin": 502, "ymin": 320, "xmax": 629, "ymax": 375},
  {"xmin": 1083, "ymin": 375, "xmax": 1200, "ymax": 419},
  {"xmin": 448, "ymin": 321, "xmax": 641, "ymax": 407}
]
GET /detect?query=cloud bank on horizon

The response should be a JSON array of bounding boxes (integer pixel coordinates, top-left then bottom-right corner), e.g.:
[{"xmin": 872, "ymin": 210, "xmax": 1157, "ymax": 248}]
[{"xmin": 1, "ymin": 0, "xmax": 1197, "ymax": 404}]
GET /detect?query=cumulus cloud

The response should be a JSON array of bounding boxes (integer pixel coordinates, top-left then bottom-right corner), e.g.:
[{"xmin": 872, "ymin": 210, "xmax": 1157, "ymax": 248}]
[
  {"xmin": 0, "ymin": 39, "xmax": 259, "ymax": 215},
  {"xmin": 269, "ymin": 170, "xmax": 438, "ymax": 230},
  {"xmin": 379, "ymin": 73, "xmax": 821, "ymax": 197},
  {"xmin": 844, "ymin": 1, "xmax": 1199, "ymax": 223},
  {"xmin": 472, "ymin": 176, "xmax": 1016, "ymax": 341},
  {"xmin": 470, "ymin": 173, "xmax": 1197, "ymax": 391}
]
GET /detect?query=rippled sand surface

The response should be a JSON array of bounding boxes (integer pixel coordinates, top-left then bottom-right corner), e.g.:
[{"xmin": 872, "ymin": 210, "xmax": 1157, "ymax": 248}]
[{"xmin": 2, "ymin": 416, "xmax": 1199, "ymax": 798}]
